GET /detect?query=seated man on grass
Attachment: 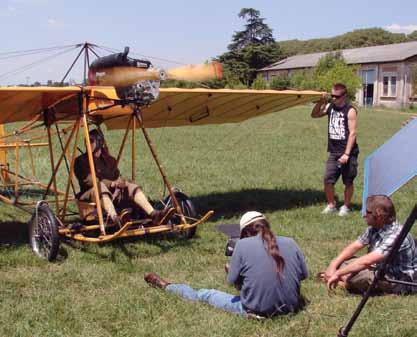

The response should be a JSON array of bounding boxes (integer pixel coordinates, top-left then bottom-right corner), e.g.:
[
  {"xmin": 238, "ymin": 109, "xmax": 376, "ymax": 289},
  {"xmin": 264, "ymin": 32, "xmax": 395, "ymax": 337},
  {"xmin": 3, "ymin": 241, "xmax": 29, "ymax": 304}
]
[
  {"xmin": 144, "ymin": 211, "xmax": 308, "ymax": 318},
  {"xmin": 74, "ymin": 129, "xmax": 172, "ymax": 227},
  {"xmin": 322, "ymin": 195, "xmax": 417, "ymax": 294}
]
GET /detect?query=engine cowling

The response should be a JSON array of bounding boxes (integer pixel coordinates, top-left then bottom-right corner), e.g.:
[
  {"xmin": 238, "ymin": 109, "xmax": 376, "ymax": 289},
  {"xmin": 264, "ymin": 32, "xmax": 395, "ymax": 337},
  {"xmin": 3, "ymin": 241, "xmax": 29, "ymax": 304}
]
[{"xmin": 88, "ymin": 47, "xmax": 161, "ymax": 105}]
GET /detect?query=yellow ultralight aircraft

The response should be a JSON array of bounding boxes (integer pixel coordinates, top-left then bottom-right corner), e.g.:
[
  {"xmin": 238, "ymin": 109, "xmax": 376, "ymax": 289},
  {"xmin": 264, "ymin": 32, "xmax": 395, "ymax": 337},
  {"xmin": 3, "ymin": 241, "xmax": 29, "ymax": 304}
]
[{"xmin": 0, "ymin": 44, "xmax": 322, "ymax": 261}]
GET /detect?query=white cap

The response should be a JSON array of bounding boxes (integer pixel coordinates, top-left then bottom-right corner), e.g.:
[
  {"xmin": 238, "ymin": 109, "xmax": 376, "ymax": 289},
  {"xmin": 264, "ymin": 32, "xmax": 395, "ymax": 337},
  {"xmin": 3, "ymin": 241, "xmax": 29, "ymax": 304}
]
[{"xmin": 239, "ymin": 211, "xmax": 266, "ymax": 232}]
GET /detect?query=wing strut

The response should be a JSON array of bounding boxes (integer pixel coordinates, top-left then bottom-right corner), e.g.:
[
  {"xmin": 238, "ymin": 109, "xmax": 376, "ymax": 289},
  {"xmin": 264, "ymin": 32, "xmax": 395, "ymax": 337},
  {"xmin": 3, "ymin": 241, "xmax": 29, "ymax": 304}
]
[{"xmin": 133, "ymin": 106, "xmax": 186, "ymax": 224}]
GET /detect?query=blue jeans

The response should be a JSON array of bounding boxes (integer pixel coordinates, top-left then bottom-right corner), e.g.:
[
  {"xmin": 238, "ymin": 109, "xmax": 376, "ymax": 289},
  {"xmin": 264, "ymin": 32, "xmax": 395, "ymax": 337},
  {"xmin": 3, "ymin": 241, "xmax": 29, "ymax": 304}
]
[{"xmin": 166, "ymin": 284, "xmax": 246, "ymax": 315}]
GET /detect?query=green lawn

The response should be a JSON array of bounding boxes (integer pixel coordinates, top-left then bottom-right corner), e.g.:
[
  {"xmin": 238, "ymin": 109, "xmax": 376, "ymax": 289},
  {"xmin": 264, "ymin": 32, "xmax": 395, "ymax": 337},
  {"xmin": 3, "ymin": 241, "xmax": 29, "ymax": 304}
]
[{"xmin": 0, "ymin": 106, "xmax": 416, "ymax": 337}]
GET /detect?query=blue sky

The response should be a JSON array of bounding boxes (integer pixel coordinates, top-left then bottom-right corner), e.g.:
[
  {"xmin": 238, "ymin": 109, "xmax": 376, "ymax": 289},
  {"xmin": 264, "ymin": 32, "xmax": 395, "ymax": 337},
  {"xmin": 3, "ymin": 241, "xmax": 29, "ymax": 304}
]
[{"xmin": 1, "ymin": 0, "xmax": 416, "ymax": 84}]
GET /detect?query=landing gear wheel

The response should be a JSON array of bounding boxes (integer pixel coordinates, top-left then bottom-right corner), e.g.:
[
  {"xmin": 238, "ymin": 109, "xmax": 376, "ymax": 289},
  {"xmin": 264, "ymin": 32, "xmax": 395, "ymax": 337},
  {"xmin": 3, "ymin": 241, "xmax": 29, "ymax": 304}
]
[
  {"xmin": 164, "ymin": 191, "xmax": 198, "ymax": 239},
  {"xmin": 29, "ymin": 202, "xmax": 60, "ymax": 262}
]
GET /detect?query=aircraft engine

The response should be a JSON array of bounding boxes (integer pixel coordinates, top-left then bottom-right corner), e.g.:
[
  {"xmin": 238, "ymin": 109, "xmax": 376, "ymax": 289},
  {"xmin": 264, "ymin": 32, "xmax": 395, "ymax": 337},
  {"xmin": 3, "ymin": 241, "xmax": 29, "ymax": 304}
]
[
  {"xmin": 88, "ymin": 47, "xmax": 162, "ymax": 106},
  {"xmin": 88, "ymin": 47, "xmax": 222, "ymax": 106}
]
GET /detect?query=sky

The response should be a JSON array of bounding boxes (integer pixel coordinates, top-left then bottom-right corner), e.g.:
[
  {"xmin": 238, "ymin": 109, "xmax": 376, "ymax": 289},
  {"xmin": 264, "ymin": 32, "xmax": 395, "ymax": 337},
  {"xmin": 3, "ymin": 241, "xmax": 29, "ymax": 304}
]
[{"xmin": 1, "ymin": 0, "xmax": 416, "ymax": 85}]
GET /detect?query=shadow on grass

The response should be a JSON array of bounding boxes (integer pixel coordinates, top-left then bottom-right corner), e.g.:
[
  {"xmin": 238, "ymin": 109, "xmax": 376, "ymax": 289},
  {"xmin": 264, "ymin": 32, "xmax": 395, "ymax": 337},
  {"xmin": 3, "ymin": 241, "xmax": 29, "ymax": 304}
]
[
  {"xmin": 0, "ymin": 220, "xmax": 69, "ymax": 261},
  {"xmin": 0, "ymin": 219, "xmax": 195, "ymax": 261},
  {"xmin": 62, "ymin": 231, "xmax": 197, "ymax": 261},
  {"xmin": 193, "ymin": 188, "xmax": 327, "ymax": 220},
  {"xmin": 0, "ymin": 221, "xmax": 29, "ymax": 247}
]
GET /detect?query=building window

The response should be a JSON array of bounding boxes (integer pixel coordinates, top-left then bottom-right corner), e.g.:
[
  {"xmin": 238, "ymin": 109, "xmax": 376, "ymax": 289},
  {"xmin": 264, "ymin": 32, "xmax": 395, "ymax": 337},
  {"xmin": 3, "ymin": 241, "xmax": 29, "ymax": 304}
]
[
  {"xmin": 382, "ymin": 73, "xmax": 397, "ymax": 97},
  {"xmin": 383, "ymin": 76, "xmax": 389, "ymax": 96},
  {"xmin": 391, "ymin": 76, "xmax": 396, "ymax": 96}
]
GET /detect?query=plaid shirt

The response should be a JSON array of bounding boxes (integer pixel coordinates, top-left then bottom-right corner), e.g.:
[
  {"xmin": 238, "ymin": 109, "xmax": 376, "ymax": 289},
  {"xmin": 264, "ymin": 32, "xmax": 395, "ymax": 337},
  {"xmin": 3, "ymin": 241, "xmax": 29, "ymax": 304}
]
[{"xmin": 357, "ymin": 221, "xmax": 417, "ymax": 281}]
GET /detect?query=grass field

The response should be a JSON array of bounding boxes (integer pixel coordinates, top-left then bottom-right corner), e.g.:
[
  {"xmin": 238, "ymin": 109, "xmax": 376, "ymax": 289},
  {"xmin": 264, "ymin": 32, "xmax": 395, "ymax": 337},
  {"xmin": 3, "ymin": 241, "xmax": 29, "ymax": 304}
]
[{"xmin": 0, "ymin": 105, "xmax": 416, "ymax": 337}]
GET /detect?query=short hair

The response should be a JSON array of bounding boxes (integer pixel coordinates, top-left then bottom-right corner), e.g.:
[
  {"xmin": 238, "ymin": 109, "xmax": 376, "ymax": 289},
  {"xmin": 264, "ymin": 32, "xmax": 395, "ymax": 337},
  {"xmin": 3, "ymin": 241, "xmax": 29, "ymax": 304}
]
[
  {"xmin": 333, "ymin": 83, "xmax": 347, "ymax": 95},
  {"xmin": 367, "ymin": 195, "xmax": 396, "ymax": 223},
  {"xmin": 89, "ymin": 129, "xmax": 105, "ymax": 150}
]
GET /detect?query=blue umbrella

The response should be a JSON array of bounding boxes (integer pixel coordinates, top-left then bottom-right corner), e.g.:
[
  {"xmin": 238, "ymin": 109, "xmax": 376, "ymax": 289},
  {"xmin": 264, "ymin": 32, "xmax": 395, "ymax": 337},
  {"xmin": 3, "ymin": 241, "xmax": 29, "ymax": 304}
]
[{"xmin": 362, "ymin": 117, "xmax": 417, "ymax": 214}]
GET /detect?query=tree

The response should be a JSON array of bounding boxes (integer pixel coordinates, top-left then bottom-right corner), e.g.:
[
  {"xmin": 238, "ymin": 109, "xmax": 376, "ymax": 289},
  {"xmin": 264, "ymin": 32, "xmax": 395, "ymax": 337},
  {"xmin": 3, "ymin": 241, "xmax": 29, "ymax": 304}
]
[
  {"xmin": 316, "ymin": 60, "xmax": 362, "ymax": 100},
  {"xmin": 288, "ymin": 53, "xmax": 362, "ymax": 100},
  {"xmin": 408, "ymin": 31, "xmax": 417, "ymax": 41},
  {"xmin": 228, "ymin": 8, "xmax": 275, "ymax": 50},
  {"xmin": 279, "ymin": 28, "xmax": 413, "ymax": 57},
  {"xmin": 288, "ymin": 69, "xmax": 317, "ymax": 91},
  {"xmin": 269, "ymin": 74, "xmax": 291, "ymax": 90},
  {"xmin": 160, "ymin": 79, "xmax": 198, "ymax": 88},
  {"xmin": 218, "ymin": 8, "xmax": 282, "ymax": 86},
  {"xmin": 219, "ymin": 44, "xmax": 281, "ymax": 86},
  {"xmin": 251, "ymin": 74, "xmax": 268, "ymax": 90},
  {"xmin": 315, "ymin": 51, "xmax": 344, "ymax": 75}
]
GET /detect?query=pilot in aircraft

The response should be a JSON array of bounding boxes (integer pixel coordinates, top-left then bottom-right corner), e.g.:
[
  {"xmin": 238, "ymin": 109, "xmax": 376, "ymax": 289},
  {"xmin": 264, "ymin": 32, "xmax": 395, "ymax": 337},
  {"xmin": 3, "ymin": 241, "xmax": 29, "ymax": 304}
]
[{"xmin": 74, "ymin": 129, "xmax": 171, "ymax": 226}]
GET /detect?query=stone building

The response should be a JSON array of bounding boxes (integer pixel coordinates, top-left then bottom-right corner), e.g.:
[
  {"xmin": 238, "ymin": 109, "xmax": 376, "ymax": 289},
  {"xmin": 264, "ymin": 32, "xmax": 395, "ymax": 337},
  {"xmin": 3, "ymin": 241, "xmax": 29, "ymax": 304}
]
[{"xmin": 258, "ymin": 41, "xmax": 417, "ymax": 108}]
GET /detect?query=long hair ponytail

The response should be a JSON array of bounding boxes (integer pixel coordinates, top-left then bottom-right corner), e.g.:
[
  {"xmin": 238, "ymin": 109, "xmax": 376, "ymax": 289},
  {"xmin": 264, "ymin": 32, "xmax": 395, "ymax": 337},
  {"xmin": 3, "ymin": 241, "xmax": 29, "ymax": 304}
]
[{"xmin": 240, "ymin": 219, "xmax": 285, "ymax": 276}]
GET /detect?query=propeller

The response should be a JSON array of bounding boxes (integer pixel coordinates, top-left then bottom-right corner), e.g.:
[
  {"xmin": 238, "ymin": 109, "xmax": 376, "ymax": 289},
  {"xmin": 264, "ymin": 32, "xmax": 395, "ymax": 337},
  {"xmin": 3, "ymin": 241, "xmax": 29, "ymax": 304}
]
[
  {"xmin": 89, "ymin": 61, "xmax": 222, "ymax": 87},
  {"xmin": 166, "ymin": 62, "xmax": 222, "ymax": 82}
]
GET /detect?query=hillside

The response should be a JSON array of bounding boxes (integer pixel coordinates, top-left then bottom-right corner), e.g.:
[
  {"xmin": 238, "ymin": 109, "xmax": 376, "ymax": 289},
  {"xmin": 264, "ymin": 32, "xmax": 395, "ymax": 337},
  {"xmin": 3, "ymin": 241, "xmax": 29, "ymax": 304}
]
[{"xmin": 279, "ymin": 27, "xmax": 417, "ymax": 56}]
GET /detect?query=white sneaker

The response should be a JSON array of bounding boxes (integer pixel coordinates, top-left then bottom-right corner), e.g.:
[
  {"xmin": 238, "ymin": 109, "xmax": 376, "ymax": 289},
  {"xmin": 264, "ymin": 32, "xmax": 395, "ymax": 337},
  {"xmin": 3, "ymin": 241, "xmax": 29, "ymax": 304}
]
[
  {"xmin": 338, "ymin": 205, "xmax": 351, "ymax": 216},
  {"xmin": 321, "ymin": 205, "xmax": 337, "ymax": 214}
]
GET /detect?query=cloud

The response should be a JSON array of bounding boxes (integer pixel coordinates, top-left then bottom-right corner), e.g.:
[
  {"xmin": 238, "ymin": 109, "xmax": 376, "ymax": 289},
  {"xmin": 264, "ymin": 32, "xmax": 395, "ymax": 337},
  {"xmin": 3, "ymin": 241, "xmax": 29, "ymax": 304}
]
[
  {"xmin": 385, "ymin": 24, "xmax": 417, "ymax": 34},
  {"xmin": 1, "ymin": 0, "xmax": 48, "ymax": 16},
  {"xmin": 10, "ymin": 0, "xmax": 49, "ymax": 5},
  {"xmin": 0, "ymin": 5, "xmax": 17, "ymax": 17},
  {"xmin": 47, "ymin": 18, "xmax": 64, "ymax": 28}
]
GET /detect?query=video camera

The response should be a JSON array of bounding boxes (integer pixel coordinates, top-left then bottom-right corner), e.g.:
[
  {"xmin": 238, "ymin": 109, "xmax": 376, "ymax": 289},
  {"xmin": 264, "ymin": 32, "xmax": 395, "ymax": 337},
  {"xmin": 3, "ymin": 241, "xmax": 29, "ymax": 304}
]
[
  {"xmin": 225, "ymin": 237, "xmax": 238, "ymax": 256},
  {"xmin": 216, "ymin": 224, "xmax": 240, "ymax": 257}
]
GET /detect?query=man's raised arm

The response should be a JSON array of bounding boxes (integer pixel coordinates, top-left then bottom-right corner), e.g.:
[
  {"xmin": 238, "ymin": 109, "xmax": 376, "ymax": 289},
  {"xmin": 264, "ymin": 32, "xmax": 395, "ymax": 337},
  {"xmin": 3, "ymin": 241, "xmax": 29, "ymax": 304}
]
[{"xmin": 311, "ymin": 94, "xmax": 329, "ymax": 118}]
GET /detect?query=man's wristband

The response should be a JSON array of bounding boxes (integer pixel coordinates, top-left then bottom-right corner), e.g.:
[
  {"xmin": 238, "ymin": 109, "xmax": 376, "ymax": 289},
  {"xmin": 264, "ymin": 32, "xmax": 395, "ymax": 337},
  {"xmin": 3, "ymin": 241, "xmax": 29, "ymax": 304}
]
[{"xmin": 344, "ymin": 153, "xmax": 350, "ymax": 156}]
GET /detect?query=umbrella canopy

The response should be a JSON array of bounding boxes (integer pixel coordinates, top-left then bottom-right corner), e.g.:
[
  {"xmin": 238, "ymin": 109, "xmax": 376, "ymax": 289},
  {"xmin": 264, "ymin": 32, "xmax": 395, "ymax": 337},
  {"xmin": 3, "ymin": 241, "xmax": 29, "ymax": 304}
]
[{"xmin": 362, "ymin": 117, "xmax": 417, "ymax": 213}]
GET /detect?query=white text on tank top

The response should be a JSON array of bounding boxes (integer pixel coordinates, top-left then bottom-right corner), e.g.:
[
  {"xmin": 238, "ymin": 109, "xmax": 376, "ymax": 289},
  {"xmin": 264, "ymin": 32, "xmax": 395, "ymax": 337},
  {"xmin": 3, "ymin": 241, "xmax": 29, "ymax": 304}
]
[{"xmin": 329, "ymin": 108, "xmax": 346, "ymax": 140}]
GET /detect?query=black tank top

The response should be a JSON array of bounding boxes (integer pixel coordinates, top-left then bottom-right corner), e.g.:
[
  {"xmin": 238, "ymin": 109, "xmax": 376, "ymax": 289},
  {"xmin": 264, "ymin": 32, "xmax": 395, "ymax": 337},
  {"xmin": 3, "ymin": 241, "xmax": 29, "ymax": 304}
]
[{"xmin": 326, "ymin": 103, "xmax": 359, "ymax": 155}]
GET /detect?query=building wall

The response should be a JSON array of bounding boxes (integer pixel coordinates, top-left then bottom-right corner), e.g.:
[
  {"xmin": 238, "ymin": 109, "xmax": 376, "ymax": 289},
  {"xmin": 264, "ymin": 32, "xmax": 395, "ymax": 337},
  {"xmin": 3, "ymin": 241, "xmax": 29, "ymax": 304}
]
[
  {"xmin": 260, "ymin": 60, "xmax": 416, "ymax": 108},
  {"xmin": 261, "ymin": 69, "xmax": 290, "ymax": 81},
  {"xmin": 356, "ymin": 63, "xmax": 378, "ymax": 106},
  {"xmin": 405, "ymin": 56, "xmax": 417, "ymax": 102},
  {"xmin": 375, "ymin": 62, "xmax": 404, "ymax": 108}
]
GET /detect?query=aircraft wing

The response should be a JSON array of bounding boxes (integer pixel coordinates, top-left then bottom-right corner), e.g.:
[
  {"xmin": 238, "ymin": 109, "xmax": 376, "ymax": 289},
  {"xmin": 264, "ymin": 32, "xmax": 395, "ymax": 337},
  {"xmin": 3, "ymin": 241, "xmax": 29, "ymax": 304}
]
[
  {"xmin": 0, "ymin": 87, "xmax": 322, "ymax": 127},
  {"xmin": 0, "ymin": 86, "xmax": 81, "ymax": 124},
  {"xmin": 104, "ymin": 88, "xmax": 323, "ymax": 129}
]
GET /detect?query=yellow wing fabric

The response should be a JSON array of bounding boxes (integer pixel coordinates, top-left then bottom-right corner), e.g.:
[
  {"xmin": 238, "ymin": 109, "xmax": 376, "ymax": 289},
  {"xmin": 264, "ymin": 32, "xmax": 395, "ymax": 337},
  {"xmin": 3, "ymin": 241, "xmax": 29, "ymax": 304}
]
[
  {"xmin": 104, "ymin": 88, "xmax": 322, "ymax": 129},
  {"xmin": 0, "ymin": 87, "xmax": 322, "ymax": 127},
  {"xmin": 0, "ymin": 87, "xmax": 81, "ymax": 124}
]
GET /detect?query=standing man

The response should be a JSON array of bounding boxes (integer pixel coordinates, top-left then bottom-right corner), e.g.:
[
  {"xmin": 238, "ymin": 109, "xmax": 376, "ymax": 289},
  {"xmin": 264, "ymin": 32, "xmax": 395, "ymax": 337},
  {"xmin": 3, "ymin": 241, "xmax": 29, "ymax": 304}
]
[{"xmin": 311, "ymin": 83, "xmax": 359, "ymax": 216}]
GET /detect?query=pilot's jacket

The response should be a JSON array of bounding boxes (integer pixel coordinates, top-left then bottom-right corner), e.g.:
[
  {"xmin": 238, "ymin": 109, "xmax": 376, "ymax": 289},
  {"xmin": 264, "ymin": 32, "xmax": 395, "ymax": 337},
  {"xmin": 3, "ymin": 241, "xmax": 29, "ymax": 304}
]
[{"xmin": 74, "ymin": 152, "xmax": 120, "ymax": 194}]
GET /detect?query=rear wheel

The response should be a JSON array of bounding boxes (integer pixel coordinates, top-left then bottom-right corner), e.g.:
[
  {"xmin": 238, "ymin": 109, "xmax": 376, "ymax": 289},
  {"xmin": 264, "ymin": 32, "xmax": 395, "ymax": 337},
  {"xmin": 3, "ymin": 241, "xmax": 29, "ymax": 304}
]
[
  {"xmin": 29, "ymin": 203, "xmax": 60, "ymax": 261},
  {"xmin": 164, "ymin": 191, "xmax": 198, "ymax": 239}
]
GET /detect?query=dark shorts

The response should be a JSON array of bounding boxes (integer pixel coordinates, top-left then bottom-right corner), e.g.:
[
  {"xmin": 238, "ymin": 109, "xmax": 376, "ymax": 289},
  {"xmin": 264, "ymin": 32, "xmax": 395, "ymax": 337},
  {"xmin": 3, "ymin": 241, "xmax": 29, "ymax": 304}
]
[{"xmin": 324, "ymin": 153, "xmax": 358, "ymax": 186}]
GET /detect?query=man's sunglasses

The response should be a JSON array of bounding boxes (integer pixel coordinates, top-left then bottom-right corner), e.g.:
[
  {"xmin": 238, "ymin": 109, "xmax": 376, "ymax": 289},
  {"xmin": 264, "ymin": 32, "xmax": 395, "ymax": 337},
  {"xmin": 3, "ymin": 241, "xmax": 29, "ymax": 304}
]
[
  {"xmin": 331, "ymin": 94, "xmax": 345, "ymax": 99},
  {"xmin": 365, "ymin": 209, "xmax": 373, "ymax": 215}
]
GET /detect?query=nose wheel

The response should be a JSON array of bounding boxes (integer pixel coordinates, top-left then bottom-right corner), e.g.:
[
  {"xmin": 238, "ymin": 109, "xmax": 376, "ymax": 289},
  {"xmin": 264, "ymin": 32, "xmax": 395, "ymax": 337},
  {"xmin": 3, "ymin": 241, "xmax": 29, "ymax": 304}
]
[
  {"xmin": 164, "ymin": 191, "xmax": 198, "ymax": 239},
  {"xmin": 29, "ymin": 202, "xmax": 60, "ymax": 261}
]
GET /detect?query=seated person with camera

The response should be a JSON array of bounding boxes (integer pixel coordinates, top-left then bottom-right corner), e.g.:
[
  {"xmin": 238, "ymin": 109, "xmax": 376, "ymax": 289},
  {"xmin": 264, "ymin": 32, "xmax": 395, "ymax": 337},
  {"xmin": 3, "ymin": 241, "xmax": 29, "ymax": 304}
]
[
  {"xmin": 322, "ymin": 195, "xmax": 417, "ymax": 294},
  {"xmin": 74, "ymin": 129, "xmax": 172, "ymax": 227},
  {"xmin": 144, "ymin": 211, "xmax": 308, "ymax": 318}
]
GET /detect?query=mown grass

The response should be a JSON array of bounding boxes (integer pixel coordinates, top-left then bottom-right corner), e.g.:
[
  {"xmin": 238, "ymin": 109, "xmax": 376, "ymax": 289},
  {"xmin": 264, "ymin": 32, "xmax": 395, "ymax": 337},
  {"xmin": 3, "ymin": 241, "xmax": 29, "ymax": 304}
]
[{"xmin": 0, "ymin": 106, "xmax": 416, "ymax": 337}]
